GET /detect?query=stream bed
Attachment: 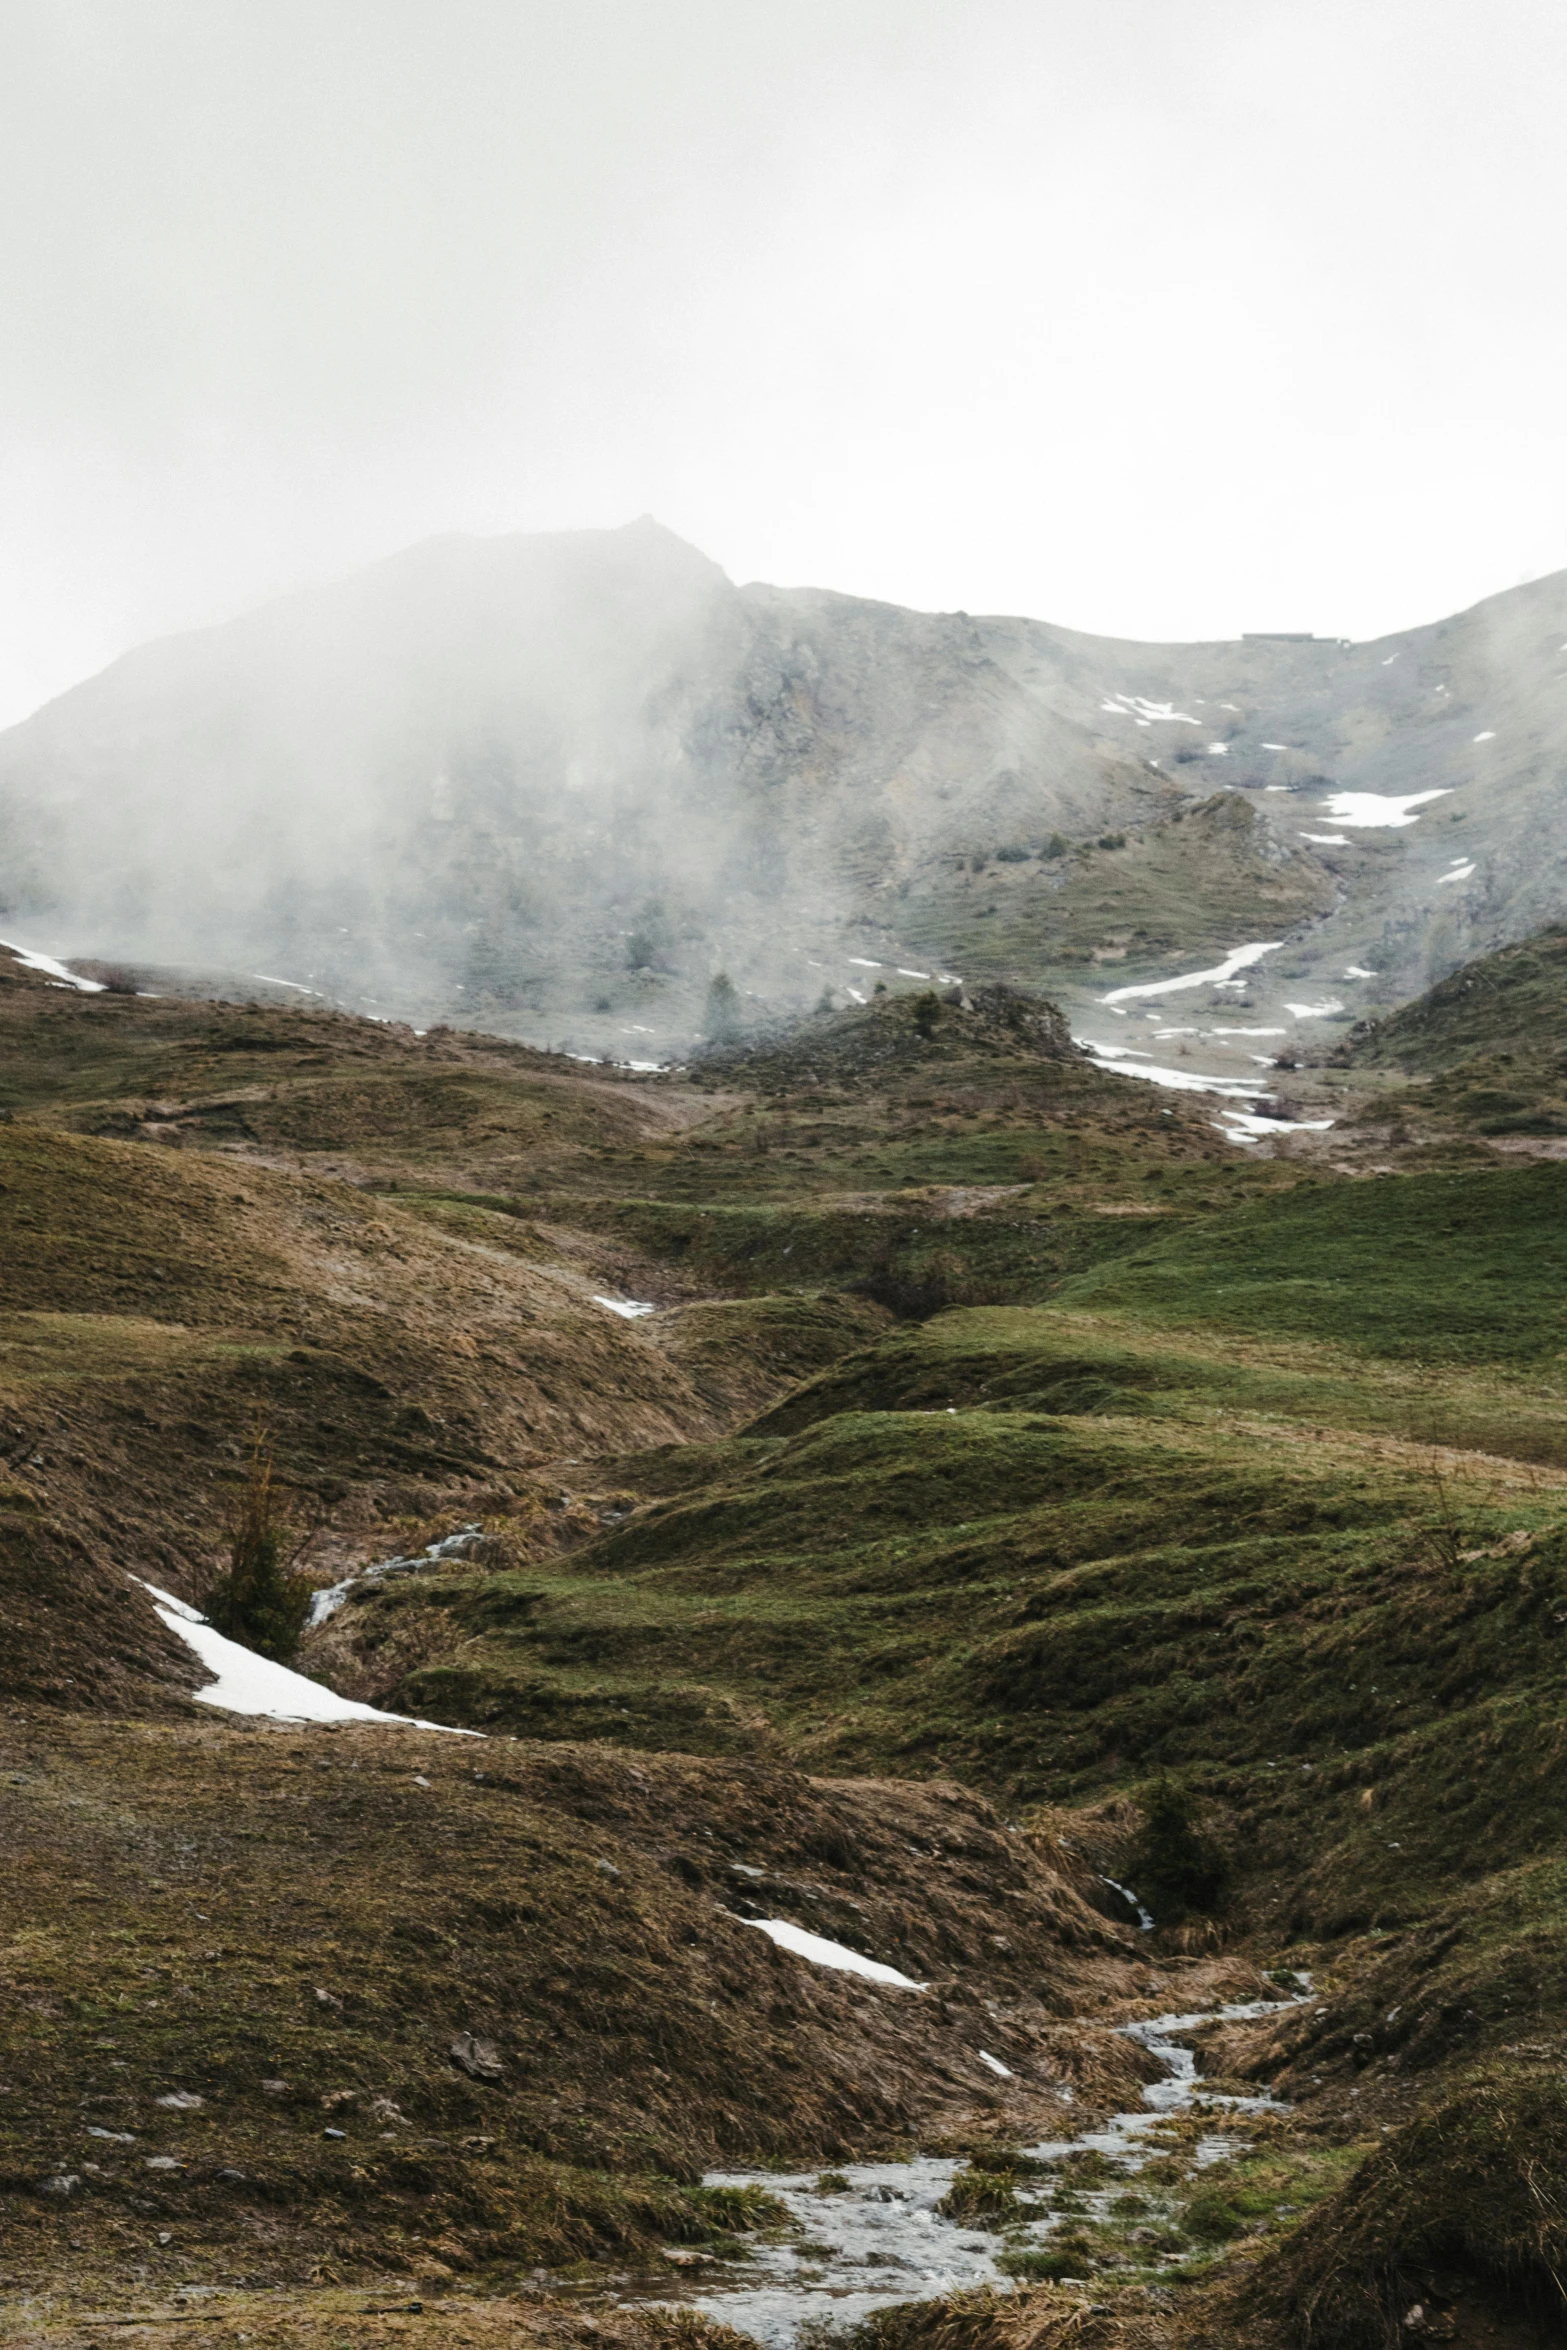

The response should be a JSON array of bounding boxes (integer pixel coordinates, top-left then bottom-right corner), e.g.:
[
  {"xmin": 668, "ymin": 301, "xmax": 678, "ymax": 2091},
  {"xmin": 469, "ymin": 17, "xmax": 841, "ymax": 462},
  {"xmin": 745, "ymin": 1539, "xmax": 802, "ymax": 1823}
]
[{"xmin": 656, "ymin": 1990, "xmax": 1311, "ymax": 2348}]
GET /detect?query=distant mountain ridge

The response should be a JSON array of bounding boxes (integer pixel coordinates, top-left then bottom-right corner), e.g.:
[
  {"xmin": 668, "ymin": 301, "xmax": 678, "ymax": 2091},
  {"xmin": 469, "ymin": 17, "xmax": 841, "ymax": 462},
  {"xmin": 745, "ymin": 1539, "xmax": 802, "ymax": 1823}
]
[{"xmin": 1, "ymin": 518, "xmax": 1565, "ymax": 1057}]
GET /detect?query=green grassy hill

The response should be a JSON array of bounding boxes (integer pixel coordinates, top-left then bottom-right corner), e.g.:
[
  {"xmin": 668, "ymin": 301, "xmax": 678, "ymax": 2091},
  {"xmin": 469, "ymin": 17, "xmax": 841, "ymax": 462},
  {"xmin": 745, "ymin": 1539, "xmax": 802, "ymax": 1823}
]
[
  {"xmin": 1328, "ymin": 923, "xmax": 1567, "ymax": 1152},
  {"xmin": 1339, "ymin": 923, "xmax": 1567, "ymax": 1070},
  {"xmin": 9, "ymin": 959, "xmax": 1567, "ymax": 2345}
]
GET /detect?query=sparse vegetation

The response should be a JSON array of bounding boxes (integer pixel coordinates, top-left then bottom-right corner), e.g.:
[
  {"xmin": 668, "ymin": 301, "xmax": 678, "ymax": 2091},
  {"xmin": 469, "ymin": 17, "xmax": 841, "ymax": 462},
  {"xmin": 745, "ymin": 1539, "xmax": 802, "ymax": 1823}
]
[{"xmin": 202, "ymin": 1427, "xmax": 317, "ymax": 1661}]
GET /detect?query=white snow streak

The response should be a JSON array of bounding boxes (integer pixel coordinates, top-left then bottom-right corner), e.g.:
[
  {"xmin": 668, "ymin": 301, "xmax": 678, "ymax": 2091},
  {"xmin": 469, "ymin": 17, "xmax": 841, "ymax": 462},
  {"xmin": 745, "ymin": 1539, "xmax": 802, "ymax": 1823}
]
[
  {"xmin": 1217, "ymin": 1110, "xmax": 1336, "ymax": 1141},
  {"xmin": 134, "ymin": 1580, "xmax": 475, "ymax": 1732},
  {"xmin": 1099, "ymin": 693, "xmax": 1201, "ymax": 724},
  {"xmin": 1101, "ymin": 1875, "xmax": 1155, "ymax": 1932},
  {"xmin": 593, "ymin": 1296, "xmax": 657, "ymax": 1319},
  {"xmin": 1319, "ymin": 788, "xmax": 1450, "ymax": 828},
  {"xmin": 1, "ymin": 938, "xmax": 104, "ymax": 992},
  {"xmin": 739, "ymin": 1919, "xmax": 926, "ymax": 1990},
  {"xmin": 1080, "ymin": 1041, "xmax": 1275, "ymax": 1099},
  {"xmin": 1102, "ymin": 942, "xmax": 1281, "ymax": 1005}
]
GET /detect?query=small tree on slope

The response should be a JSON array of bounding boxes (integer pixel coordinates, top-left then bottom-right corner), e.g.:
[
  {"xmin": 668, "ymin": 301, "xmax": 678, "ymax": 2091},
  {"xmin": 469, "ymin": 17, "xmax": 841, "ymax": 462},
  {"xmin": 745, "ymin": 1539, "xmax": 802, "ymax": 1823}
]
[{"xmin": 204, "ymin": 1430, "xmax": 316, "ymax": 1662}]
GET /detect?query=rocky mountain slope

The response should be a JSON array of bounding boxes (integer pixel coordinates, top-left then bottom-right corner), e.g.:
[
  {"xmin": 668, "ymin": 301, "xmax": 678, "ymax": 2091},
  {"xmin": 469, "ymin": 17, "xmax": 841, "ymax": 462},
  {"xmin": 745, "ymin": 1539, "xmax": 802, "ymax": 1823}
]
[{"xmin": 2, "ymin": 522, "xmax": 1566, "ymax": 1066}]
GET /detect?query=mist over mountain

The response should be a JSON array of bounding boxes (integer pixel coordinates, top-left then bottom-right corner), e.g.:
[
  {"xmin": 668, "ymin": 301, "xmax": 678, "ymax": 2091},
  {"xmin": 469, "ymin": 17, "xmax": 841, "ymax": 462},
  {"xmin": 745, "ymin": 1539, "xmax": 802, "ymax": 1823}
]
[{"xmin": 2, "ymin": 516, "xmax": 1565, "ymax": 1059}]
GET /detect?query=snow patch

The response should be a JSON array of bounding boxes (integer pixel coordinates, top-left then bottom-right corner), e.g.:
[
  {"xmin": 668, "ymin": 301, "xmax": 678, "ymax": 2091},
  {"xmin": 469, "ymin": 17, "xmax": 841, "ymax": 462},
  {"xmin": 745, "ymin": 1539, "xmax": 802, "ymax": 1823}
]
[
  {"xmin": 977, "ymin": 2051, "xmax": 1014, "ymax": 2079},
  {"xmin": 1320, "ymin": 788, "xmax": 1450, "ymax": 828},
  {"xmin": 1284, "ymin": 999, "xmax": 1346, "ymax": 1017},
  {"xmin": 1472, "ymin": 731, "xmax": 1495, "ymax": 743},
  {"xmin": 1437, "ymin": 862, "xmax": 1475, "ymax": 885},
  {"xmin": 1099, "ymin": 692, "xmax": 1201, "ymax": 724},
  {"xmin": 1343, "ymin": 965, "xmax": 1378, "ymax": 978},
  {"xmin": 739, "ymin": 1918, "xmax": 926, "ymax": 1990},
  {"xmin": 1, "ymin": 937, "xmax": 104, "ymax": 993},
  {"xmin": 134, "ymin": 1579, "xmax": 476, "ymax": 1732},
  {"xmin": 1301, "ymin": 832, "xmax": 1350, "ymax": 845},
  {"xmin": 1102, "ymin": 942, "xmax": 1281, "ymax": 1005},
  {"xmin": 593, "ymin": 1295, "xmax": 657, "ymax": 1319},
  {"xmin": 1217, "ymin": 1110, "xmax": 1336, "ymax": 1141},
  {"xmin": 1079, "ymin": 1040, "xmax": 1275, "ymax": 1099}
]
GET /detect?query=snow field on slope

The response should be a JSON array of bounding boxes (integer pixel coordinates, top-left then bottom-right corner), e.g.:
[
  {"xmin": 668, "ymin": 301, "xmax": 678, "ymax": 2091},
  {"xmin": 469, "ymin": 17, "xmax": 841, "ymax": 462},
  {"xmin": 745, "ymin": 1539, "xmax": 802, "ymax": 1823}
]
[{"xmin": 135, "ymin": 1579, "xmax": 477, "ymax": 1732}]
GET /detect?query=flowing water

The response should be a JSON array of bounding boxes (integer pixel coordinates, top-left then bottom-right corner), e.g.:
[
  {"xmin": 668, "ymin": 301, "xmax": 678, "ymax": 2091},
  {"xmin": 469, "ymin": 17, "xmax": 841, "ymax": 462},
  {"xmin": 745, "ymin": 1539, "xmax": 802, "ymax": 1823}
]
[{"xmin": 653, "ymin": 1988, "xmax": 1310, "ymax": 2349}]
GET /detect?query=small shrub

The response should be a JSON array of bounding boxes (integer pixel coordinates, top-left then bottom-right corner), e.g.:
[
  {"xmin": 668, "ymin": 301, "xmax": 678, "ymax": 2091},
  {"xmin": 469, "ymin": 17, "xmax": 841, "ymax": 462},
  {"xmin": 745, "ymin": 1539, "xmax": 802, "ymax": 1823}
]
[
  {"xmin": 912, "ymin": 991, "xmax": 942, "ymax": 1040},
  {"xmin": 937, "ymin": 2164, "xmax": 1024, "ymax": 2224},
  {"xmin": 1129, "ymin": 1777, "xmax": 1231, "ymax": 1920},
  {"xmin": 695, "ymin": 2182, "xmax": 785, "ymax": 2233},
  {"xmin": 203, "ymin": 1432, "xmax": 317, "ymax": 1662},
  {"xmin": 1182, "ymin": 2186, "xmax": 1249, "ymax": 2243},
  {"xmin": 969, "ymin": 2146, "xmax": 1053, "ymax": 2179},
  {"xmin": 1097, "ymin": 832, "xmax": 1127, "ymax": 851},
  {"xmin": 1000, "ymin": 2231, "xmax": 1100, "ymax": 2280}
]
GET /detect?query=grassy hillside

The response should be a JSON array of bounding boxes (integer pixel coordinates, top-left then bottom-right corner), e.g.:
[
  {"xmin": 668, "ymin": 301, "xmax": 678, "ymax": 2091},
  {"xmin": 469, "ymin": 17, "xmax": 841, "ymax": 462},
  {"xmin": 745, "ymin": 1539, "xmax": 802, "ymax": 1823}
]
[
  {"xmin": 9, "ymin": 957, "xmax": 1567, "ymax": 2344},
  {"xmin": 1339, "ymin": 923, "xmax": 1567, "ymax": 1071},
  {"xmin": 914, "ymin": 792, "xmax": 1335, "ymax": 981},
  {"xmin": 1327, "ymin": 924, "xmax": 1567, "ymax": 1155},
  {"xmin": 1, "ymin": 1715, "xmax": 1164, "ymax": 2298}
]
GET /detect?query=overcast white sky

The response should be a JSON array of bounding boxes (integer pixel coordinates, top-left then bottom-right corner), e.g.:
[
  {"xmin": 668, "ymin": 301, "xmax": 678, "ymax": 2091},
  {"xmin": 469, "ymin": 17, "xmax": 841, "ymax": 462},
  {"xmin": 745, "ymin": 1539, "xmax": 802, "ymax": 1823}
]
[{"xmin": 2, "ymin": 0, "xmax": 1564, "ymax": 723}]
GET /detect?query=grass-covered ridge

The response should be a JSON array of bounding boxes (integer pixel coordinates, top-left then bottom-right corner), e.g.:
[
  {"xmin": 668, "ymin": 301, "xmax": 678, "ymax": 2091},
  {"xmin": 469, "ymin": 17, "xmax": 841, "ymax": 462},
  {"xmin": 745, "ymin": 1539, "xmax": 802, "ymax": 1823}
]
[
  {"xmin": 1046, "ymin": 1160, "xmax": 1567, "ymax": 1366},
  {"xmin": 1339, "ymin": 922, "xmax": 1567, "ymax": 1071}
]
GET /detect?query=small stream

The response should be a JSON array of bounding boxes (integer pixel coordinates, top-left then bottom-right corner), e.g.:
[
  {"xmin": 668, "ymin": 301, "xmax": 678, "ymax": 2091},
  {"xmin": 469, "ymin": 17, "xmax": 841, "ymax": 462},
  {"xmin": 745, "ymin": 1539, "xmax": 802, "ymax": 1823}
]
[{"xmin": 663, "ymin": 1990, "xmax": 1309, "ymax": 2349}]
